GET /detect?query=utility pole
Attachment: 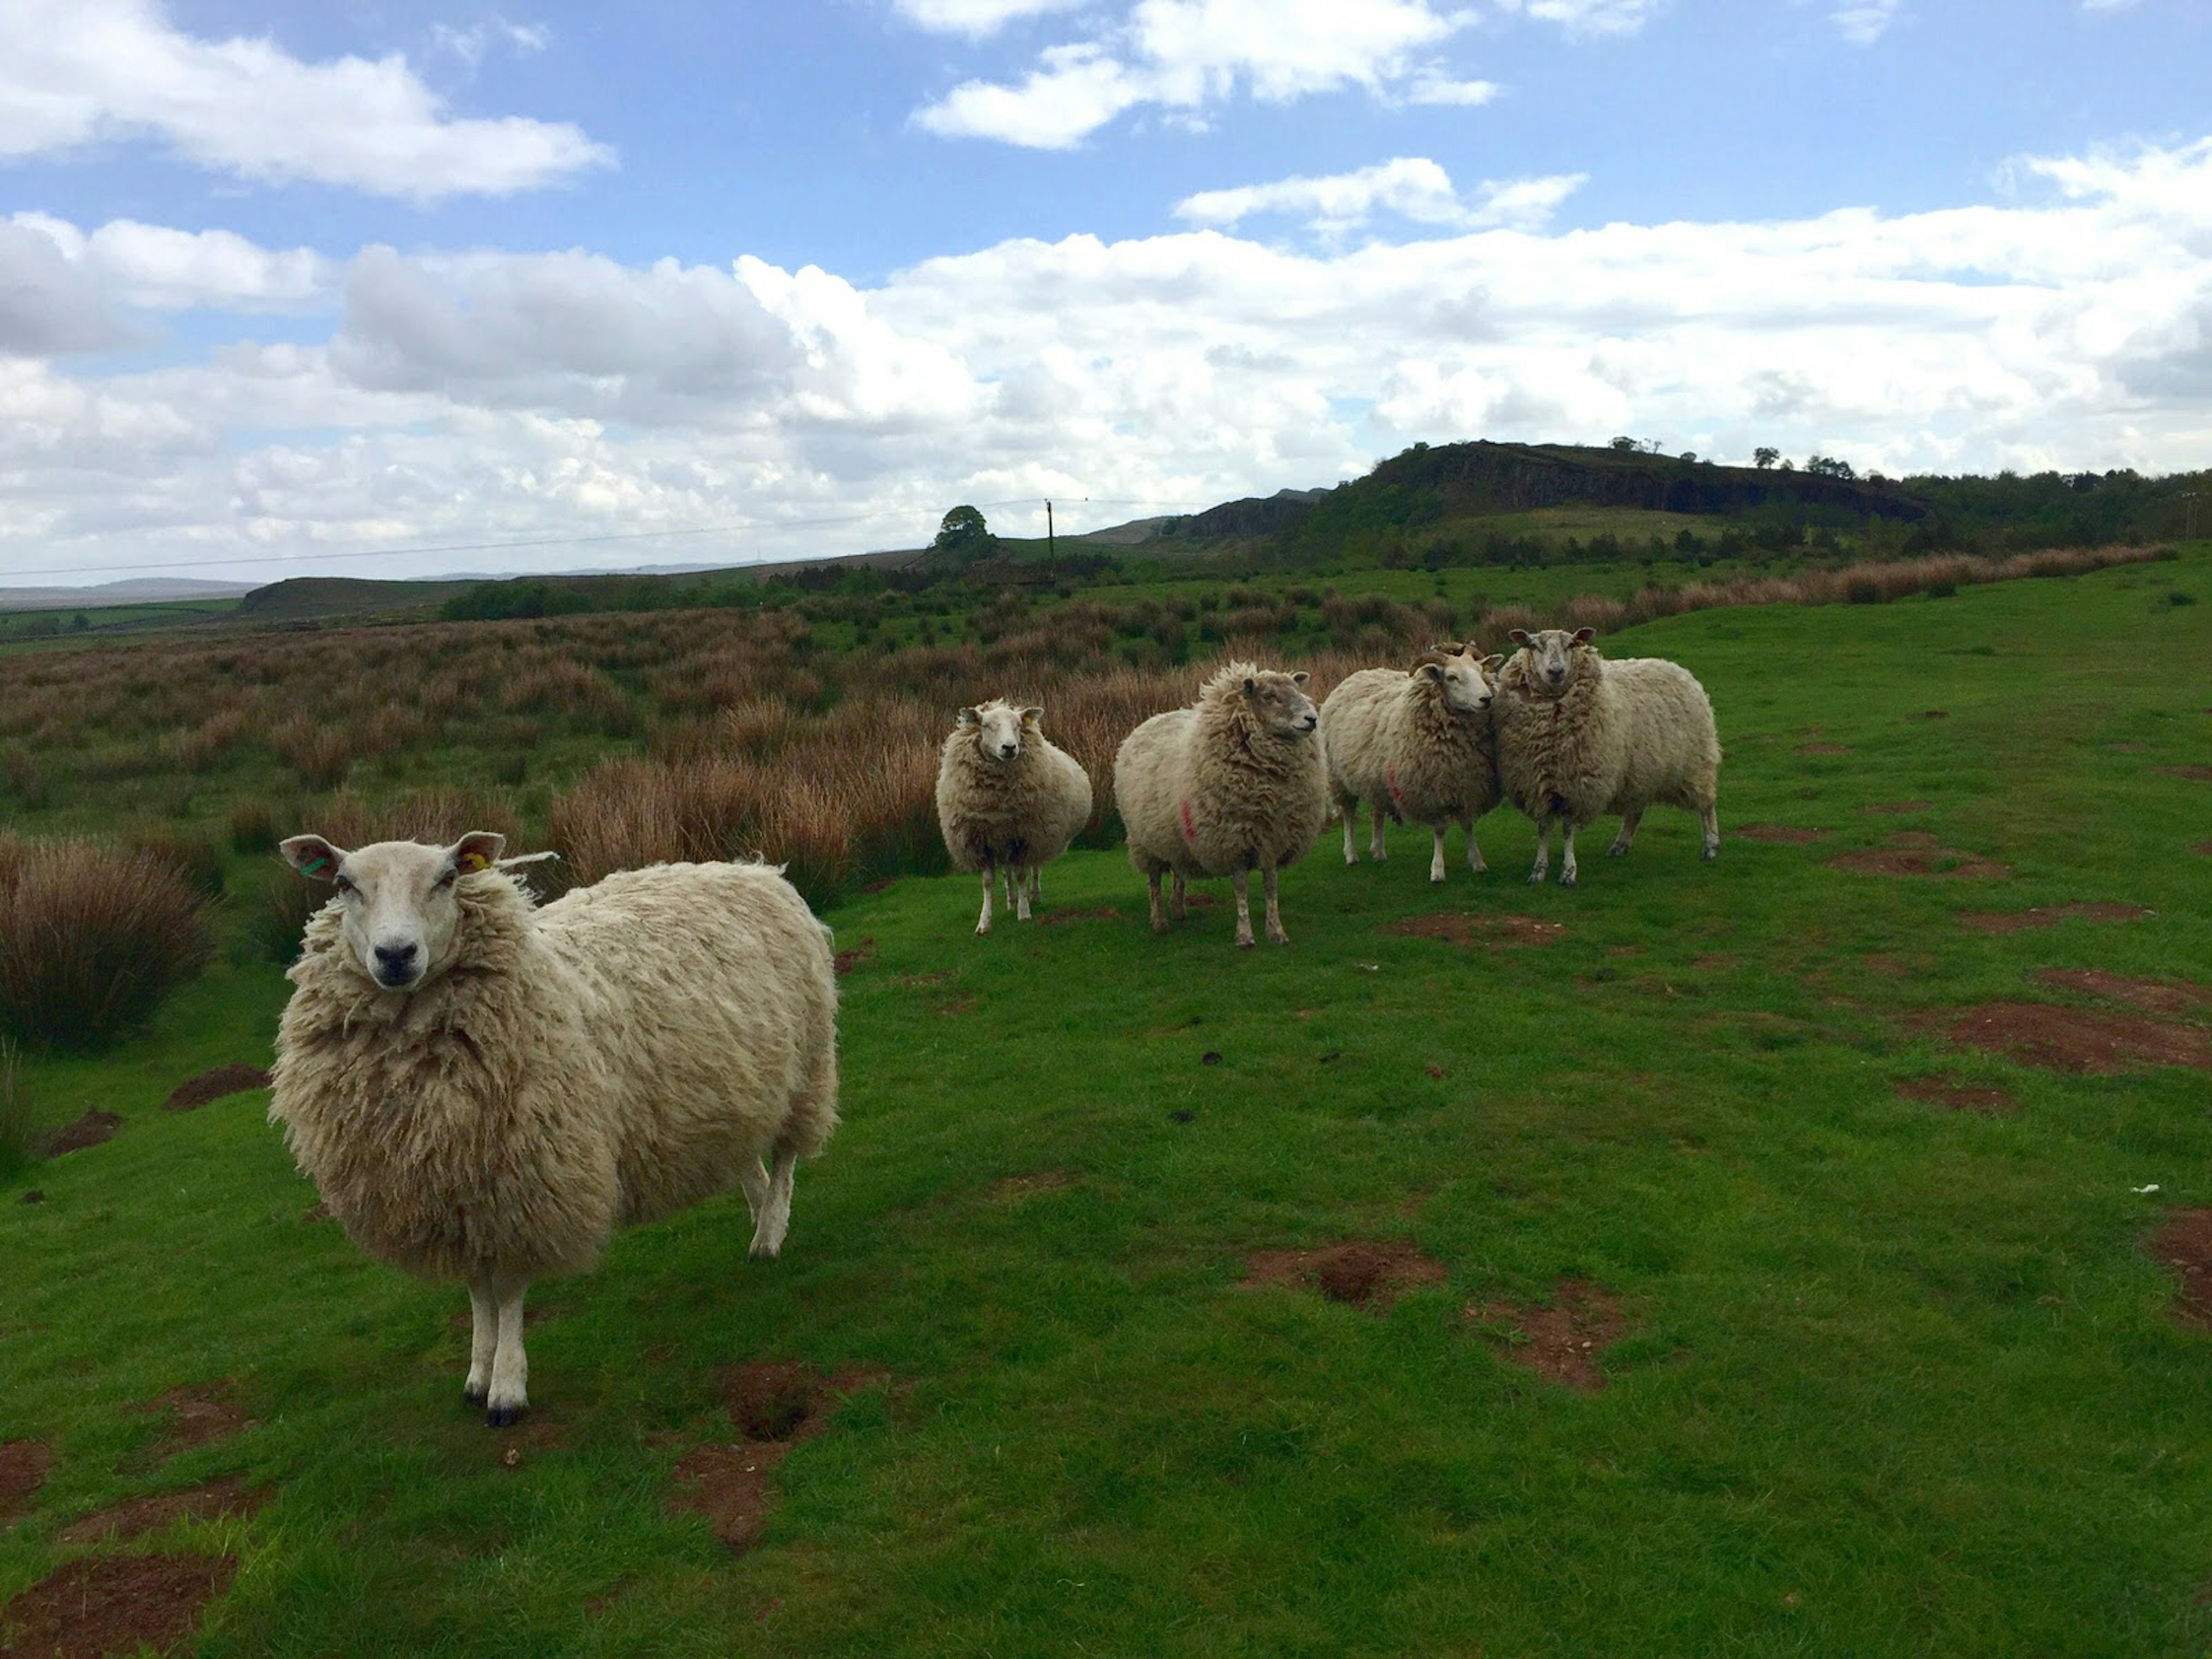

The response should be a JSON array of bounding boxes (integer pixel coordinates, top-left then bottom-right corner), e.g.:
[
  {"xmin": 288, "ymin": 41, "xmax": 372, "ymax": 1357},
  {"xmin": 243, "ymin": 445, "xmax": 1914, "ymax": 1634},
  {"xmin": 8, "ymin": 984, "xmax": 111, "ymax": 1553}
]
[
  {"xmin": 1046, "ymin": 499, "xmax": 1055, "ymax": 578},
  {"xmin": 2182, "ymin": 491, "xmax": 2200, "ymax": 541}
]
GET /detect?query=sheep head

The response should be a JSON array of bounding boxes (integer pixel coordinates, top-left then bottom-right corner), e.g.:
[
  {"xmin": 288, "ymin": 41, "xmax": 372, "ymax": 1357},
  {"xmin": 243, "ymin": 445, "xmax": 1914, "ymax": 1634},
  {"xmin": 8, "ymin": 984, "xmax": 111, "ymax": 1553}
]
[
  {"xmin": 1411, "ymin": 643, "xmax": 1495, "ymax": 715},
  {"xmin": 1241, "ymin": 668, "xmax": 1319, "ymax": 740},
  {"xmin": 1506, "ymin": 627, "xmax": 1597, "ymax": 694},
  {"xmin": 282, "ymin": 832, "xmax": 507, "ymax": 992},
  {"xmin": 956, "ymin": 699, "xmax": 1034, "ymax": 763}
]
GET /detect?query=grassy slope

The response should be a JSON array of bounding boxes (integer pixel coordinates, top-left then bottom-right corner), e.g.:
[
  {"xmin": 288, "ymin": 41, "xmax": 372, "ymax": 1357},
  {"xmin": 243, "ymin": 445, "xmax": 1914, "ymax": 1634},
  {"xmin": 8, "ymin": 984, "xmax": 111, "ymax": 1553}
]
[{"xmin": 3, "ymin": 551, "xmax": 2210, "ymax": 1656}]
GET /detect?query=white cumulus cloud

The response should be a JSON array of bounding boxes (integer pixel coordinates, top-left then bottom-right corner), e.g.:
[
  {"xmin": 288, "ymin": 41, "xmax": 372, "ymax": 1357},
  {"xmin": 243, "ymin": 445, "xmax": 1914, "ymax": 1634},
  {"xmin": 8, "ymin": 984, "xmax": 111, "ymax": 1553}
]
[
  {"xmin": 0, "ymin": 0, "xmax": 610, "ymax": 199},
  {"xmin": 892, "ymin": 0, "xmax": 1092, "ymax": 35},
  {"xmin": 916, "ymin": 0, "xmax": 1474, "ymax": 147},
  {"xmin": 1173, "ymin": 158, "xmax": 1585, "ymax": 236}
]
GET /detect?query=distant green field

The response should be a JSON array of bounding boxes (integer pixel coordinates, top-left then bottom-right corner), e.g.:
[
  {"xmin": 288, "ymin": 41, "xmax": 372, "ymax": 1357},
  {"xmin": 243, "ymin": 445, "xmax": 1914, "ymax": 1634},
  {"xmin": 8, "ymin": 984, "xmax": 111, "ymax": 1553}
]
[{"xmin": 3, "ymin": 546, "xmax": 2210, "ymax": 1655}]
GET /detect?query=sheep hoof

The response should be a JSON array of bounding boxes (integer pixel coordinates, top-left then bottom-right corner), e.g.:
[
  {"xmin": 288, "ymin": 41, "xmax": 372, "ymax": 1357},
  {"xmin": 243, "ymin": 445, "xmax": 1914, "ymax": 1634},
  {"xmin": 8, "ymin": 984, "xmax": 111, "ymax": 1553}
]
[
  {"xmin": 1559, "ymin": 871, "xmax": 1578, "ymax": 888},
  {"xmin": 1235, "ymin": 935, "xmax": 1256, "ymax": 949},
  {"xmin": 975, "ymin": 921, "xmax": 992, "ymax": 936},
  {"xmin": 1608, "ymin": 843, "xmax": 1629, "ymax": 858},
  {"xmin": 1702, "ymin": 846, "xmax": 1719, "ymax": 861},
  {"xmin": 486, "ymin": 1403, "xmax": 526, "ymax": 1429},
  {"xmin": 1525, "ymin": 871, "xmax": 1546, "ymax": 887},
  {"xmin": 463, "ymin": 1383, "xmax": 488, "ymax": 1408}
]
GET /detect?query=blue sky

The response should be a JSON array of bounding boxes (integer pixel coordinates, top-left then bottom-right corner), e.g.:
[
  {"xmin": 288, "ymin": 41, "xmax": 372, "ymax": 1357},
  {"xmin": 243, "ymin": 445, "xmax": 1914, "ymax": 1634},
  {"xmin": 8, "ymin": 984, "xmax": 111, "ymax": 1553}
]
[{"xmin": 1, "ymin": 0, "xmax": 2206, "ymax": 585}]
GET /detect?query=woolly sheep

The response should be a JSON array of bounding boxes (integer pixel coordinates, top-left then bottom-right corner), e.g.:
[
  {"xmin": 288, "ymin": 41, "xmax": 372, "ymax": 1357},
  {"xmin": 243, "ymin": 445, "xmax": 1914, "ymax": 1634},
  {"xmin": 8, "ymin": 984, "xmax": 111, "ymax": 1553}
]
[
  {"xmin": 1320, "ymin": 642, "xmax": 1505, "ymax": 883},
  {"xmin": 1493, "ymin": 627, "xmax": 1722, "ymax": 887},
  {"xmin": 935, "ymin": 698, "xmax": 1093, "ymax": 934},
  {"xmin": 1113, "ymin": 661, "xmax": 1328, "ymax": 947},
  {"xmin": 270, "ymin": 834, "xmax": 839, "ymax": 1427}
]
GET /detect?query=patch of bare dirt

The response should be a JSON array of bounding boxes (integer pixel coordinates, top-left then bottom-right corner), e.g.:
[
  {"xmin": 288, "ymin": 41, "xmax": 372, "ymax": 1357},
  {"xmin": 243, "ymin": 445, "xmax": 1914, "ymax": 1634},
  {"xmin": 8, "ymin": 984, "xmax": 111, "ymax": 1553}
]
[
  {"xmin": 897, "ymin": 969, "xmax": 953, "ymax": 988},
  {"xmin": 1856, "ymin": 800, "xmax": 1932, "ymax": 815},
  {"xmin": 1388, "ymin": 913, "xmax": 1566, "ymax": 948},
  {"xmin": 0, "ymin": 1441, "xmax": 50, "ymax": 1524},
  {"xmin": 2162, "ymin": 765, "xmax": 2212, "ymax": 783},
  {"xmin": 1243, "ymin": 1239, "xmax": 1447, "ymax": 1312},
  {"xmin": 2032, "ymin": 969, "xmax": 2212, "ymax": 1020},
  {"xmin": 1466, "ymin": 1280, "xmax": 1628, "ymax": 1392},
  {"xmin": 0, "ymin": 1552, "xmax": 236, "ymax": 1659},
  {"xmin": 1884, "ymin": 831, "xmax": 1940, "ymax": 848},
  {"xmin": 2152, "ymin": 1210, "xmax": 2212, "ymax": 1331},
  {"xmin": 2195, "ymin": 841, "xmax": 2212, "ymax": 857},
  {"xmin": 831, "ymin": 937, "xmax": 876, "ymax": 975},
  {"xmin": 1921, "ymin": 1003, "xmax": 2211, "ymax": 1074},
  {"xmin": 1605, "ymin": 944, "xmax": 1642, "ymax": 958},
  {"xmin": 1893, "ymin": 1075, "xmax": 2018, "ymax": 1116},
  {"xmin": 1953, "ymin": 903, "xmax": 2152, "ymax": 934},
  {"xmin": 1863, "ymin": 953, "xmax": 1917, "ymax": 978},
  {"xmin": 1913, "ymin": 710, "xmax": 1950, "ymax": 720},
  {"xmin": 58, "ymin": 1476, "xmax": 268, "ymax": 1545},
  {"xmin": 162, "ymin": 1065, "xmax": 270, "ymax": 1113},
  {"xmin": 1037, "ymin": 906, "xmax": 1122, "ymax": 926},
  {"xmin": 1733, "ymin": 825, "xmax": 1824, "ymax": 843},
  {"xmin": 1829, "ymin": 843, "xmax": 2009, "ymax": 878},
  {"xmin": 669, "ymin": 1363, "xmax": 882, "ymax": 1553},
  {"xmin": 929, "ymin": 994, "xmax": 976, "ymax": 1016},
  {"xmin": 43, "ymin": 1111, "xmax": 122, "ymax": 1157},
  {"xmin": 987, "ymin": 1172, "xmax": 1072, "ymax": 1202},
  {"xmin": 128, "ymin": 1384, "xmax": 255, "ymax": 1468},
  {"xmin": 1691, "ymin": 953, "xmax": 1737, "ymax": 972},
  {"xmin": 1796, "ymin": 742, "xmax": 1852, "ymax": 755}
]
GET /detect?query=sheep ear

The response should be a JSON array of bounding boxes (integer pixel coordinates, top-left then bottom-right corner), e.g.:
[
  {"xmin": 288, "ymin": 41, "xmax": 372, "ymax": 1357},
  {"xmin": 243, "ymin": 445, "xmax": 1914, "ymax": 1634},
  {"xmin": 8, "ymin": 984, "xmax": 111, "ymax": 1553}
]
[
  {"xmin": 450, "ymin": 831, "xmax": 507, "ymax": 876},
  {"xmin": 1291, "ymin": 672, "xmax": 1310, "ymax": 687},
  {"xmin": 281, "ymin": 835, "xmax": 346, "ymax": 882},
  {"xmin": 1020, "ymin": 706, "xmax": 1042, "ymax": 726},
  {"xmin": 1483, "ymin": 653, "xmax": 1506, "ymax": 672},
  {"xmin": 1422, "ymin": 662, "xmax": 1444, "ymax": 681},
  {"xmin": 1508, "ymin": 628, "xmax": 1531, "ymax": 645},
  {"xmin": 956, "ymin": 706, "xmax": 979, "ymax": 728},
  {"xmin": 1571, "ymin": 627, "xmax": 1596, "ymax": 644}
]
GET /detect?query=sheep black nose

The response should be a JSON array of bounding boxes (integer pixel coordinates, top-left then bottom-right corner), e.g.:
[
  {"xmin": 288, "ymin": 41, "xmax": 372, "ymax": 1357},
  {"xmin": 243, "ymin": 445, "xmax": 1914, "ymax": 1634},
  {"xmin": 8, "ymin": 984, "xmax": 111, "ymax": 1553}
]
[
  {"xmin": 373, "ymin": 942, "xmax": 419, "ymax": 982},
  {"xmin": 1301, "ymin": 715, "xmax": 1318, "ymax": 730},
  {"xmin": 998, "ymin": 743, "xmax": 1017, "ymax": 758}
]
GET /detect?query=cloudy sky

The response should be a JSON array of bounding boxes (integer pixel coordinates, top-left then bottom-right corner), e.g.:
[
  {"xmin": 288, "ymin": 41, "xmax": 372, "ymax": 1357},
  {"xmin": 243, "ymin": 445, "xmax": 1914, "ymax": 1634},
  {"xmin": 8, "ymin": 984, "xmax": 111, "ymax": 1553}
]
[{"xmin": 2, "ymin": 0, "xmax": 2206, "ymax": 586}]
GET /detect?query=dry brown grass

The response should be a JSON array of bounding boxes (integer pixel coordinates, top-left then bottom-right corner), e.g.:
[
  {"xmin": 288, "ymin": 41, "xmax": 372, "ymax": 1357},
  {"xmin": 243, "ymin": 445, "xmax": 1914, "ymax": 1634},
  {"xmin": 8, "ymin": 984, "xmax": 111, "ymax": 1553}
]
[{"xmin": 0, "ymin": 836, "xmax": 212, "ymax": 1050}]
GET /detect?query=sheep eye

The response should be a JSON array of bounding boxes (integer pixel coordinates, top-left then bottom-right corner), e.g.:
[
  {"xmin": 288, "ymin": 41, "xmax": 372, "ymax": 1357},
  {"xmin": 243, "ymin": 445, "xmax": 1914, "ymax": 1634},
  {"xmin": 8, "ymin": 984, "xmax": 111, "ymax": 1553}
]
[
  {"xmin": 435, "ymin": 869, "xmax": 457, "ymax": 889},
  {"xmin": 334, "ymin": 876, "xmax": 357, "ymax": 896}
]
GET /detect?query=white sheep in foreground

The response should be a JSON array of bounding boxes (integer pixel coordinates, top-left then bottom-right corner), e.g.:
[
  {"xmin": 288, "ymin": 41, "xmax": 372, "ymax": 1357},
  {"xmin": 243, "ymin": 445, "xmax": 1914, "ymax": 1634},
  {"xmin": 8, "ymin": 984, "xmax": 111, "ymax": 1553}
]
[
  {"xmin": 270, "ymin": 834, "xmax": 839, "ymax": 1427},
  {"xmin": 935, "ymin": 698, "xmax": 1093, "ymax": 934},
  {"xmin": 1113, "ymin": 661, "xmax": 1329, "ymax": 947},
  {"xmin": 1321, "ymin": 642, "xmax": 1505, "ymax": 884},
  {"xmin": 1493, "ymin": 626, "xmax": 1722, "ymax": 887}
]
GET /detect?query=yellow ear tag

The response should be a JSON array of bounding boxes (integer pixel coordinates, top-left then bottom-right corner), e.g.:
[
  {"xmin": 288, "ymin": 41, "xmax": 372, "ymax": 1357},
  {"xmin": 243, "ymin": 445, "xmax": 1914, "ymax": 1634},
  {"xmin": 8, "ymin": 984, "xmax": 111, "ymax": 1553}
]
[{"xmin": 456, "ymin": 852, "xmax": 491, "ymax": 874}]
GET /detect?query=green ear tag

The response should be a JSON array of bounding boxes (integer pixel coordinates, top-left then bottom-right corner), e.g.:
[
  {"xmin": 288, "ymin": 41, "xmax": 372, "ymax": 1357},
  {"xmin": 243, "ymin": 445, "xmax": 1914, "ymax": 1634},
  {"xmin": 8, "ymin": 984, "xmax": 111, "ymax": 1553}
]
[{"xmin": 302, "ymin": 857, "xmax": 330, "ymax": 876}]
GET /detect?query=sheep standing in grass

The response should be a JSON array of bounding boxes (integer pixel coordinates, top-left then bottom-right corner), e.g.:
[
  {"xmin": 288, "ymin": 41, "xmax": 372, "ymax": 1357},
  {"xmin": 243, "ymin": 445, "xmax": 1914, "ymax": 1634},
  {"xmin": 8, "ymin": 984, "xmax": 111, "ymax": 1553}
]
[
  {"xmin": 1321, "ymin": 643, "xmax": 1505, "ymax": 884},
  {"xmin": 1494, "ymin": 627, "xmax": 1721, "ymax": 887},
  {"xmin": 935, "ymin": 699, "xmax": 1093, "ymax": 934},
  {"xmin": 270, "ymin": 834, "xmax": 838, "ymax": 1427},
  {"xmin": 1113, "ymin": 662, "xmax": 1328, "ymax": 947}
]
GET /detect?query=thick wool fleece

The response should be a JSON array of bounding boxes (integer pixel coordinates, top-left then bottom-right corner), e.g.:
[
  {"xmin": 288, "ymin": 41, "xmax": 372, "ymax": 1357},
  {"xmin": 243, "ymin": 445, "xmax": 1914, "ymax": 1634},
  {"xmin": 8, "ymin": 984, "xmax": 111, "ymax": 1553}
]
[
  {"xmin": 1494, "ymin": 643, "xmax": 1720, "ymax": 828},
  {"xmin": 271, "ymin": 862, "xmax": 838, "ymax": 1285},
  {"xmin": 1115, "ymin": 663, "xmax": 1329, "ymax": 880},
  {"xmin": 934, "ymin": 704, "xmax": 1093, "ymax": 874},
  {"xmin": 1321, "ymin": 666, "xmax": 1499, "ymax": 831}
]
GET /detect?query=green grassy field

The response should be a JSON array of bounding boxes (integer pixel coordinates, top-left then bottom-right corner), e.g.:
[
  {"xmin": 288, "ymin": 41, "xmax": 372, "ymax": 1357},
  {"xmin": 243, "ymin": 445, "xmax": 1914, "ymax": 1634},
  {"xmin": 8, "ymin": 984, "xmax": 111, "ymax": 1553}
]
[{"xmin": 3, "ymin": 548, "xmax": 2210, "ymax": 1656}]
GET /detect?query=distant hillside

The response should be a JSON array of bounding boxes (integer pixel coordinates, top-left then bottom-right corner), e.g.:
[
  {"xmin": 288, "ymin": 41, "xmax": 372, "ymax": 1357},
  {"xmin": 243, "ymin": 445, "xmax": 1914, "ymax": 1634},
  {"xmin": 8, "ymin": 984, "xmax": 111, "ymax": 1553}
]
[
  {"xmin": 237, "ymin": 576, "xmax": 484, "ymax": 620},
  {"xmin": 0, "ymin": 576, "xmax": 254, "ymax": 612}
]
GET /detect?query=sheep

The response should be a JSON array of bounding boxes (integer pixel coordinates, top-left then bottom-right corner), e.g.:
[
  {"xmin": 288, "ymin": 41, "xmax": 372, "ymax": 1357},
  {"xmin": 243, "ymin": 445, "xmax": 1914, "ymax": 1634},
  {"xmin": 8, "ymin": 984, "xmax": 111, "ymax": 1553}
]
[
  {"xmin": 1493, "ymin": 627, "xmax": 1722, "ymax": 887},
  {"xmin": 268, "ymin": 832, "xmax": 839, "ymax": 1427},
  {"xmin": 1113, "ymin": 661, "xmax": 1328, "ymax": 947},
  {"xmin": 935, "ymin": 698, "xmax": 1093, "ymax": 935},
  {"xmin": 1320, "ymin": 642, "xmax": 1505, "ymax": 884}
]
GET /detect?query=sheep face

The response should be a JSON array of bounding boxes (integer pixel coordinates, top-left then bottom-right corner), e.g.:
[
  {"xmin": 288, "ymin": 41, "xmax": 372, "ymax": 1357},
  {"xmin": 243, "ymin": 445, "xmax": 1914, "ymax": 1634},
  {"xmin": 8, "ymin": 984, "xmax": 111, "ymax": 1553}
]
[
  {"xmin": 1243, "ymin": 671, "xmax": 1319, "ymax": 740},
  {"xmin": 281, "ymin": 832, "xmax": 508, "ymax": 992},
  {"xmin": 1508, "ymin": 627, "xmax": 1597, "ymax": 694},
  {"xmin": 1418, "ymin": 647, "xmax": 1495, "ymax": 715},
  {"xmin": 957, "ymin": 702, "xmax": 1037, "ymax": 763}
]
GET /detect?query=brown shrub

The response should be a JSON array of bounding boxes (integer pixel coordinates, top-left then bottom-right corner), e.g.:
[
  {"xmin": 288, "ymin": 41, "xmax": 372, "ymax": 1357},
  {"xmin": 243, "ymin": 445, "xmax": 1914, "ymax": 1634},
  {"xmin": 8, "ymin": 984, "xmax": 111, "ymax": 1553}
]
[{"xmin": 0, "ymin": 836, "xmax": 213, "ymax": 1050}]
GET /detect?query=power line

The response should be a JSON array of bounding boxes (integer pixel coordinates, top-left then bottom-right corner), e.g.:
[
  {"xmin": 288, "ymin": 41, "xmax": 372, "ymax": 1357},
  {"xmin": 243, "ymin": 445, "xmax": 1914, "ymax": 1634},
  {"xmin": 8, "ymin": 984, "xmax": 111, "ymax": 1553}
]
[{"xmin": 0, "ymin": 495, "xmax": 1210, "ymax": 586}]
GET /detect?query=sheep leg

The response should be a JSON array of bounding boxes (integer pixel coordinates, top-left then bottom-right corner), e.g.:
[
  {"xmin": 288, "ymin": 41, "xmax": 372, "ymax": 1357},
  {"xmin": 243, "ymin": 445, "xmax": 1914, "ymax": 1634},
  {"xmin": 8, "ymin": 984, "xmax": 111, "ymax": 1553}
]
[
  {"xmin": 1368, "ymin": 804, "xmax": 1388, "ymax": 861},
  {"xmin": 976, "ymin": 864, "xmax": 994, "ymax": 935},
  {"xmin": 485, "ymin": 1273, "xmax": 531, "ymax": 1427},
  {"xmin": 1340, "ymin": 801, "xmax": 1359, "ymax": 865},
  {"xmin": 1527, "ymin": 816, "xmax": 1552, "ymax": 885},
  {"xmin": 1262, "ymin": 866, "xmax": 1288, "ymax": 945},
  {"xmin": 1465, "ymin": 820, "xmax": 1487, "ymax": 875},
  {"xmin": 1559, "ymin": 823, "xmax": 1580, "ymax": 888},
  {"xmin": 1429, "ymin": 827, "xmax": 1448, "ymax": 884},
  {"xmin": 1014, "ymin": 865, "xmax": 1032, "ymax": 923},
  {"xmin": 1608, "ymin": 810, "xmax": 1643, "ymax": 857},
  {"xmin": 1700, "ymin": 804, "xmax": 1720, "ymax": 861},
  {"xmin": 1147, "ymin": 870, "xmax": 1169, "ymax": 933},
  {"xmin": 739, "ymin": 1156, "xmax": 772, "ymax": 1245},
  {"xmin": 753, "ymin": 1146, "xmax": 797, "ymax": 1260},
  {"xmin": 463, "ymin": 1281, "xmax": 498, "ymax": 1408},
  {"xmin": 1232, "ymin": 870, "xmax": 1256, "ymax": 948},
  {"xmin": 1170, "ymin": 873, "xmax": 1188, "ymax": 921}
]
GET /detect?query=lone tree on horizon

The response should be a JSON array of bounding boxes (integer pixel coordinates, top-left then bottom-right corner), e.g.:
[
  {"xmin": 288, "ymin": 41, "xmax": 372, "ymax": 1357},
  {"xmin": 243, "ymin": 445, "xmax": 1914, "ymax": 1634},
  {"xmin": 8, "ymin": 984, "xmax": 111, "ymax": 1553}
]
[{"xmin": 933, "ymin": 504, "xmax": 993, "ymax": 566}]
